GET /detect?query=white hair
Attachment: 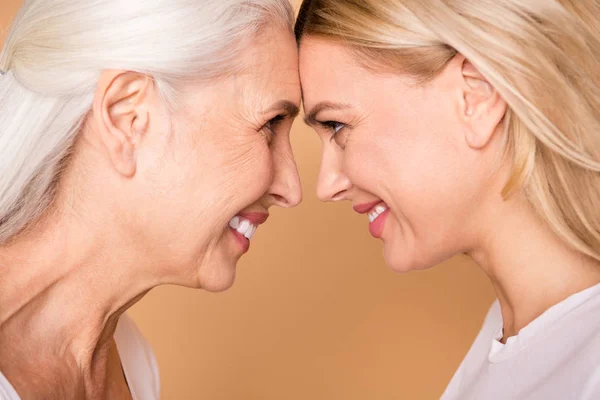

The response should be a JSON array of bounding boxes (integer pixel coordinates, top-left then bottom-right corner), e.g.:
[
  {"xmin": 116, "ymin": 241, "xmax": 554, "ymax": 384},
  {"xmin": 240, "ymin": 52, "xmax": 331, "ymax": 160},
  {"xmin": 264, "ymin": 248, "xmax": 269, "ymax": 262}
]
[{"xmin": 0, "ymin": 0, "xmax": 294, "ymax": 243}]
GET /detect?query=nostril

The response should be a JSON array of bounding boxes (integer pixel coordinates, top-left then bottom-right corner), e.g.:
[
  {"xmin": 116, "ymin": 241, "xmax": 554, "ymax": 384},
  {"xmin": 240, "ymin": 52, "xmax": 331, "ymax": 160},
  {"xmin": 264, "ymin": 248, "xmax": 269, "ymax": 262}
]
[
  {"xmin": 331, "ymin": 190, "xmax": 347, "ymax": 201},
  {"xmin": 272, "ymin": 194, "xmax": 289, "ymax": 206}
]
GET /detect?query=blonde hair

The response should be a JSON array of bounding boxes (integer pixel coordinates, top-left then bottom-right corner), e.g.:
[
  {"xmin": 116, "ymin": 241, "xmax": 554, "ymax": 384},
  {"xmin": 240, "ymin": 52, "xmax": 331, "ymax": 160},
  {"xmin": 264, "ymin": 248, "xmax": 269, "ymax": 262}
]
[
  {"xmin": 0, "ymin": 0, "xmax": 294, "ymax": 244},
  {"xmin": 295, "ymin": 0, "xmax": 600, "ymax": 261}
]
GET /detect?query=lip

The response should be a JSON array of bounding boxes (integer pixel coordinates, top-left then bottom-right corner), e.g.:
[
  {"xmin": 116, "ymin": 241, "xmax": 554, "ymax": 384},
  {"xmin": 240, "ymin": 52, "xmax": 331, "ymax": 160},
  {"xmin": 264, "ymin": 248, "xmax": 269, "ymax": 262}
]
[
  {"xmin": 353, "ymin": 200, "xmax": 384, "ymax": 214},
  {"xmin": 353, "ymin": 200, "xmax": 390, "ymax": 239},
  {"xmin": 229, "ymin": 211, "xmax": 269, "ymax": 254},
  {"xmin": 369, "ymin": 209, "xmax": 390, "ymax": 239},
  {"xmin": 230, "ymin": 229, "xmax": 251, "ymax": 253}
]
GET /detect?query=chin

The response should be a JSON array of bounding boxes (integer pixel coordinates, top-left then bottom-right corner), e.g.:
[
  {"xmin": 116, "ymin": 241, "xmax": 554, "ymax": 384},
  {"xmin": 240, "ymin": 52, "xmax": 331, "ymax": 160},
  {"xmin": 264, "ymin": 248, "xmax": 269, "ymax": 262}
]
[
  {"xmin": 194, "ymin": 261, "xmax": 238, "ymax": 292},
  {"xmin": 197, "ymin": 271, "xmax": 237, "ymax": 292},
  {"xmin": 382, "ymin": 242, "xmax": 438, "ymax": 274}
]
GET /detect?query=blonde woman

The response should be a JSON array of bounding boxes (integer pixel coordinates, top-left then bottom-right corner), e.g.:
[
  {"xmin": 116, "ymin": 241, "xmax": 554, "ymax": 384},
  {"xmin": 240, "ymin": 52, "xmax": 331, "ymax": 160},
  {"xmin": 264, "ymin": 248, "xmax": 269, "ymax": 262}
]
[
  {"xmin": 295, "ymin": 0, "xmax": 600, "ymax": 398},
  {"xmin": 0, "ymin": 0, "xmax": 301, "ymax": 398}
]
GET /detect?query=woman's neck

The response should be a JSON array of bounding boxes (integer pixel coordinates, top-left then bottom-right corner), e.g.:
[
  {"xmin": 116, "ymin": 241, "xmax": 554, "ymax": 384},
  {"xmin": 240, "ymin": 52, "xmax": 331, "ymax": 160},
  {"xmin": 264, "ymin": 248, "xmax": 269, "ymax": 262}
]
[
  {"xmin": 469, "ymin": 194, "xmax": 600, "ymax": 343},
  {"xmin": 0, "ymin": 210, "xmax": 152, "ymax": 399}
]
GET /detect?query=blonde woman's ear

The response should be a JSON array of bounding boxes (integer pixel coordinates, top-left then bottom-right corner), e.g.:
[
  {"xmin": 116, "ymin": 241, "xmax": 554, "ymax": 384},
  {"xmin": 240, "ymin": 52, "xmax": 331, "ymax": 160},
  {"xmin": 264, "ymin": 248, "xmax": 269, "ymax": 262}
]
[{"xmin": 459, "ymin": 58, "xmax": 507, "ymax": 149}]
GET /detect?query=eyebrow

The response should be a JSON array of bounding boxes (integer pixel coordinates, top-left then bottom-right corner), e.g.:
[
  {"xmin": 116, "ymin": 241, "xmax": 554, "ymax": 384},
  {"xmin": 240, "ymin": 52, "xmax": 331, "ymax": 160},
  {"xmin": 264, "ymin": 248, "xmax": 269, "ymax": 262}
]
[
  {"xmin": 303, "ymin": 102, "xmax": 352, "ymax": 126},
  {"xmin": 264, "ymin": 100, "xmax": 301, "ymax": 119}
]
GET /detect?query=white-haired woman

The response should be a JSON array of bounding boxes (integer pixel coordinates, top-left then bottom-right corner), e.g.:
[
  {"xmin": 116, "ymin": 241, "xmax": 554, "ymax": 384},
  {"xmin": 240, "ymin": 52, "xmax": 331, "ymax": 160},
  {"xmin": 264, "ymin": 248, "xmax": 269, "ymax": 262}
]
[
  {"xmin": 0, "ymin": 0, "xmax": 302, "ymax": 398},
  {"xmin": 296, "ymin": 0, "xmax": 600, "ymax": 398}
]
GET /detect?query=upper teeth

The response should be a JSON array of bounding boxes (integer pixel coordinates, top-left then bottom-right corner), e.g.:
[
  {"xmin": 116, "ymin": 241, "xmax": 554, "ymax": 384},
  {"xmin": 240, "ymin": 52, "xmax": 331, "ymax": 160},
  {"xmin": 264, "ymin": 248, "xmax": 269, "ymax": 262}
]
[
  {"xmin": 368, "ymin": 205, "xmax": 388, "ymax": 223},
  {"xmin": 229, "ymin": 216, "xmax": 258, "ymax": 240}
]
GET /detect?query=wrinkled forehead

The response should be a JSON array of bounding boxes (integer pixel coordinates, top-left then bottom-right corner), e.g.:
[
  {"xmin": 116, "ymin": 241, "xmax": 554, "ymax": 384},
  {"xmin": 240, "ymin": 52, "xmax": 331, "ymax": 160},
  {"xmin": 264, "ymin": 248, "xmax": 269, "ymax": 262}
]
[{"xmin": 236, "ymin": 26, "xmax": 301, "ymax": 105}]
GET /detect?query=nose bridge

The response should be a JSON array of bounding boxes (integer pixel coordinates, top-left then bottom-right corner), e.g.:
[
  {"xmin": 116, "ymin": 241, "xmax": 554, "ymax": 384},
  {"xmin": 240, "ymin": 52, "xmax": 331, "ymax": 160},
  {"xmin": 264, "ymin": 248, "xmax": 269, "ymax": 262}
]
[
  {"xmin": 316, "ymin": 143, "xmax": 350, "ymax": 202},
  {"xmin": 270, "ymin": 138, "xmax": 302, "ymax": 207}
]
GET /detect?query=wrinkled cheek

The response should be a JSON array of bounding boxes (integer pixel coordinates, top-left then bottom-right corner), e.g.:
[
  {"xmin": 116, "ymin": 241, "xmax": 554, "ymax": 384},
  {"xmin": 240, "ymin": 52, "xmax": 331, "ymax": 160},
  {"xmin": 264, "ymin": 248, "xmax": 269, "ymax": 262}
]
[{"xmin": 219, "ymin": 146, "xmax": 273, "ymax": 202}]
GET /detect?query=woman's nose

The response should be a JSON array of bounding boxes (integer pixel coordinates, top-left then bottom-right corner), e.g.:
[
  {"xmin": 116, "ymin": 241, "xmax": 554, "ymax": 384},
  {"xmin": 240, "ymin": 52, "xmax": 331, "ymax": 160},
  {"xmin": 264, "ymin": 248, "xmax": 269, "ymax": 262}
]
[
  {"xmin": 316, "ymin": 145, "xmax": 352, "ymax": 202},
  {"xmin": 267, "ymin": 142, "xmax": 303, "ymax": 208}
]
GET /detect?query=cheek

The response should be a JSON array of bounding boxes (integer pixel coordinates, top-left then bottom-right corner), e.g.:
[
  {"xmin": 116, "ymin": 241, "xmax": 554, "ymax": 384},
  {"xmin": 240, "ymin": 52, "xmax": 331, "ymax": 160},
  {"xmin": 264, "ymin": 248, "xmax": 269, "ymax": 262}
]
[
  {"xmin": 346, "ymin": 122, "xmax": 471, "ymax": 272},
  {"xmin": 347, "ymin": 116, "xmax": 469, "ymax": 223},
  {"xmin": 195, "ymin": 132, "xmax": 273, "ymax": 212},
  {"xmin": 144, "ymin": 124, "xmax": 273, "ymax": 230}
]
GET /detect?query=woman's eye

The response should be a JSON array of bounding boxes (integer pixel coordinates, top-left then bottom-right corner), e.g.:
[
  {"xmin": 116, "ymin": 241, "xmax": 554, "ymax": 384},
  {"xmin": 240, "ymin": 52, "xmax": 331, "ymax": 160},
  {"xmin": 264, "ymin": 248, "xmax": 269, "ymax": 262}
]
[
  {"xmin": 262, "ymin": 115, "xmax": 285, "ymax": 145},
  {"xmin": 319, "ymin": 121, "xmax": 346, "ymax": 143},
  {"xmin": 327, "ymin": 121, "xmax": 345, "ymax": 134}
]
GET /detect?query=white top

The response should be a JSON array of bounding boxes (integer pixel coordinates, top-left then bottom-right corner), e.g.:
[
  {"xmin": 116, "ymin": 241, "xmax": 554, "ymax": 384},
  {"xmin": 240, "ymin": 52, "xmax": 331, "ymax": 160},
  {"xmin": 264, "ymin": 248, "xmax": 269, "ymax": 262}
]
[
  {"xmin": 0, "ymin": 314, "xmax": 160, "ymax": 400},
  {"xmin": 442, "ymin": 282, "xmax": 600, "ymax": 400}
]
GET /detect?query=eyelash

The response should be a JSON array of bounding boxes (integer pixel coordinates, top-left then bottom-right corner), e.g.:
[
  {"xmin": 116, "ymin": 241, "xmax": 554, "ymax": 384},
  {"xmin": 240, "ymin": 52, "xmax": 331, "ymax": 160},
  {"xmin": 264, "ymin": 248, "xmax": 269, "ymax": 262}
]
[
  {"xmin": 263, "ymin": 114, "xmax": 286, "ymax": 143},
  {"xmin": 318, "ymin": 121, "xmax": 346, "ymax": 142}
]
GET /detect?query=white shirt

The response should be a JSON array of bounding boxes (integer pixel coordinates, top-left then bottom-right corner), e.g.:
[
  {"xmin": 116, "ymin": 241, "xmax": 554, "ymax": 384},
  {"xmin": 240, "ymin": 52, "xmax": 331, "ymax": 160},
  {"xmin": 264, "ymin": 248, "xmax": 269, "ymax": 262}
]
[
  {"xmin": 442, "ymin": 283, "xmax": 600, "ymax": 400},
  {"xmin": 0, "ymin": 314, "xmax": 160, "ymax": 400}
]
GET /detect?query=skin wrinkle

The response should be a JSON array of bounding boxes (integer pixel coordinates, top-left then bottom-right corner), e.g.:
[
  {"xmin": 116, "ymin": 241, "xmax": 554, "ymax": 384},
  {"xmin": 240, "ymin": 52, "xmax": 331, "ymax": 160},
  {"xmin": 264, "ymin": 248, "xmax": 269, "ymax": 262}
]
[{"xmin": 0, "ymin": 24, "xmax": 302, "ymax": 398}]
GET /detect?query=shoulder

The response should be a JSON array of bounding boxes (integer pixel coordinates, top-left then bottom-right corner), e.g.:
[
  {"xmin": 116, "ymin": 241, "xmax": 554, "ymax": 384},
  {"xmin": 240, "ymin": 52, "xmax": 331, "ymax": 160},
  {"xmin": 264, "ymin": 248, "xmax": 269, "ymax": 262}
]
[
  {"xmin": 559, "ymin": 287, "xmax": 600, "ymax": 367},
  {"xmin": 441, "ymin": 300, "xmax": 500, "ymax": 399},
  {"xmin": 115, "ymin": 314, "xmax": 161, "ymax": 400}
]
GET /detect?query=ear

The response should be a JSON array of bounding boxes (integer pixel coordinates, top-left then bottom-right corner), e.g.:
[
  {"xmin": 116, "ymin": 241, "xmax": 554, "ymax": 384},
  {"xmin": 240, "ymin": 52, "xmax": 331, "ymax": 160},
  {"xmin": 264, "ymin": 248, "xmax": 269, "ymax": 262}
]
[
  {"xmin": 92, "ymin": 71, "xmax": 151, "ymax": 177},
  {"xmin": 459, "ymin": 57, "xmax": 507, "ymax": 149}
]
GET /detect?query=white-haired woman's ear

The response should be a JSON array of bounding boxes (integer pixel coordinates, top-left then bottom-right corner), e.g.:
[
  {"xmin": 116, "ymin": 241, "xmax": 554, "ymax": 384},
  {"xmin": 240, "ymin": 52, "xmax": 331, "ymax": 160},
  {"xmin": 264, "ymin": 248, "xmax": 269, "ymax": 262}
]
[{"xmin": 0, "ymin": 0, "xmax": 302, "ymax": 398}]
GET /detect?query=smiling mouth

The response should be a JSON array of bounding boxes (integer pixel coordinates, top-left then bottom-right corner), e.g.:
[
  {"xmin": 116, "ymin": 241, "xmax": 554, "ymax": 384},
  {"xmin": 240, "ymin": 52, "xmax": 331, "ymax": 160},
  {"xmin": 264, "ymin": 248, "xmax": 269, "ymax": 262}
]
[
  {"xmin": 368, "ymin": 204, "xmax": 389, "ymax": 223},
  {"xmin": 228, "ymin": 212, "xmax": 269, "ymax": 242},
  {"xmin": 229, "ymin": 217, "xmax": 259, "ymax": 240},
  {"xmin": 353, "ymin": 200, "xmax": 390, "ymax": 239}
]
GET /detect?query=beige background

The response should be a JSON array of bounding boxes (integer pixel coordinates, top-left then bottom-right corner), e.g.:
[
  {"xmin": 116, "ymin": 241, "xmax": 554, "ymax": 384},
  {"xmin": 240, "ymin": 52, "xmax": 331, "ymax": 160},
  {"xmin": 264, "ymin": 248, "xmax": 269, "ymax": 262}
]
[{"xmin": 0, "ymin": 1, "xmax": 495, "ymax": 399}]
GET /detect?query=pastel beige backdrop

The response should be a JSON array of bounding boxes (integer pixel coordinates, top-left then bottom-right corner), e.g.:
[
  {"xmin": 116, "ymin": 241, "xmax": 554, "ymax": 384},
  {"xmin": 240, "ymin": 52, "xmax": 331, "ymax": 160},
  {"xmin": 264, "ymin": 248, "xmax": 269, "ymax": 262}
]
[{"xmin": 0, "ymin": 1, "xmax": 495, "ymax": 398}]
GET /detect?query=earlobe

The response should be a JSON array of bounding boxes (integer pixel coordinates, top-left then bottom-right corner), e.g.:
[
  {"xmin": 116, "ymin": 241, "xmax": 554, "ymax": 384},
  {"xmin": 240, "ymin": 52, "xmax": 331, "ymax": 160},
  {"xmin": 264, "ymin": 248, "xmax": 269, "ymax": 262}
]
[
  {"xmin": 93, "ymin": 72, "xmax": 152, "ymax": 178},
  {"xmin": 460, "ymin": 59, "xmax": 507, "ymax": 149}
]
